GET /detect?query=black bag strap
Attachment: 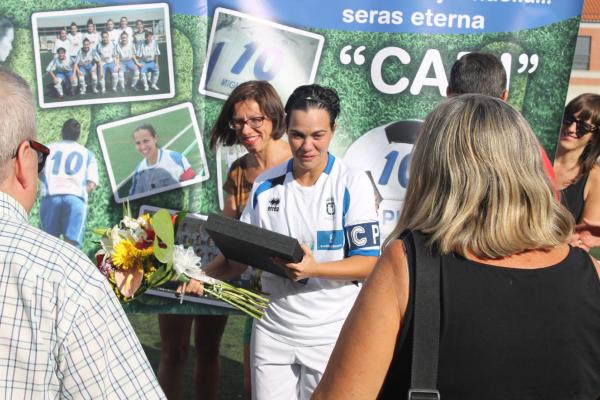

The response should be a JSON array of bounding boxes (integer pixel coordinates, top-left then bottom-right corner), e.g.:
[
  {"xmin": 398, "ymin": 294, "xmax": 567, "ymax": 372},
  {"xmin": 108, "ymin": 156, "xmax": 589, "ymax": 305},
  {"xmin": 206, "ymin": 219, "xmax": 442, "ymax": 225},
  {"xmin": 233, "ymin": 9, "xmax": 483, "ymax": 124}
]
[{"xmin": 408, "ymin": 230, "xmax": 441, "ymax": 400}]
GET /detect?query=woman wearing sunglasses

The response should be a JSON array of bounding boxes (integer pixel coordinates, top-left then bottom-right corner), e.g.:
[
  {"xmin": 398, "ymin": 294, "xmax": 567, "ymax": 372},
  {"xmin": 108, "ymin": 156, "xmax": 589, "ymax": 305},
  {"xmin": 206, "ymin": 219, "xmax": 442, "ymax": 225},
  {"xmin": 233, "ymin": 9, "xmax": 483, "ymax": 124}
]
[{"xmin": 553, "ymin": 94, "xmax": 600, "ymax": 235}]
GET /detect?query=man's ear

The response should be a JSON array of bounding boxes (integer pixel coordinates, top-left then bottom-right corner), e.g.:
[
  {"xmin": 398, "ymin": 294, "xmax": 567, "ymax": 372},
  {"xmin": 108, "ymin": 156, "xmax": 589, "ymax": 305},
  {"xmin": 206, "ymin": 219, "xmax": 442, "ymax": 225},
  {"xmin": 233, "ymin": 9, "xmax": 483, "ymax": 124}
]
[
  {"xmin": 501, "ymin": 90, "xmax": 509, "ymax": 102},
  {"xmin": 14, "ymin": 141, "xmax": 35, "ymax": 189}
]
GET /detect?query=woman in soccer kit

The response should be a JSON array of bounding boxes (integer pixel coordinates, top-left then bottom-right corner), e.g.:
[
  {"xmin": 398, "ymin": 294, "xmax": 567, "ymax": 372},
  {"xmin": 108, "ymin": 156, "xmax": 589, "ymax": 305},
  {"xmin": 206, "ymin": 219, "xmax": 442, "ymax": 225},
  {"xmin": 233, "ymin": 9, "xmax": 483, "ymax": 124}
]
[
  {"xmin": 74, "ymin": 38, "xmax": 100, "ymax": 94},
  {"xmin": 67, "ymin": 22, "xmax": 82, "ymax": 60},
  {"xmin": 46, "ymin": 47, "xmax": 77, "ymax": 97},
  {"xmin": 137, "ymin": 30, "xmax": 160, "ymax": 91},
  {"xmin": 96, "ymin": 30, "xmax": 118, "ymax": 93},
  {"xmin": 129, "ymin": 123, "xmax": 196, "ymax": 196},
  {"xmin": 116, "ymin": 31, "xmax": 141, "ymax": 91},
  {"xmin": 82, "ymin": 19, "xmax": 99, "ymax": 48},
  {"xmin": 52, "ymin": 28, "xmax": 70, "ymax": 58},
  {"xmin": 201, "ymin": 84, "xmax": 380, "ymax": 399}
]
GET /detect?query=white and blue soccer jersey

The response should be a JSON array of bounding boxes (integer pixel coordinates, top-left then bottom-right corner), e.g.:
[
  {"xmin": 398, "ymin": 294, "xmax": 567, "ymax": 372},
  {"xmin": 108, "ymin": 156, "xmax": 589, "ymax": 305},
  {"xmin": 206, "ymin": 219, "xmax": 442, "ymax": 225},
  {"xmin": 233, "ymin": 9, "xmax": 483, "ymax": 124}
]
[
  {"xmin": 82, "ymin": 31, "xmax": 99, "ymax": 48},
  {"xmin": 116, "ymin": 42, "xmax": 136, "ymax": 62},
  {"xmin": 52, "ymin": 38, "xmax": 71, "ymax": 55},
  {"xmin": 129, "ymin": 149, "xmax": 192, "ymax": 195},
  {"xmin": 107, "ymin": 29, "xmax": 120, "ymax": 44},
  {"xmin": 133, "ymin": 30, "xmax": 146, "ymax": 46},
  {"xmin": 96, "ymin": 42, "xmax": 116, "ymax": 64},
  {"xmin": 240, "ymin": 153, "xmax": 380, "ymax": 346},
  {"xmin": 67, "ymin": 32, "xmax": 83, "ymax": 57},
  {"xmin": 137, "ymin": 40, "xmax": 160, "ymax": 62},
  {"xmin": 46, "ymin": 56, "xmax": 74, "ymax": 73},
  {"xmin": 117, "ymin": 27, "xmax": 133, "ymax": 41},
  {"xmin": 40, "ymin": 141, "xmax": 99, "ymax": 201},
  {"xmin": 75, "ymin": 48, "xmax": 99, "ymax": 67}
]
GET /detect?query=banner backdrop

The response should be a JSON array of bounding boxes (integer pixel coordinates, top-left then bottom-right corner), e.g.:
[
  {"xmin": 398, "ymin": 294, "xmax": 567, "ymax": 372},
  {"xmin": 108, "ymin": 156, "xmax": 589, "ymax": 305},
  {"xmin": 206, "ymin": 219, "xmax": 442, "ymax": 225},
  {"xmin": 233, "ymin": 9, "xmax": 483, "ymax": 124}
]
[{"xmin": 0, "ymin": 0, "xmax": 584, "ymax": 254}]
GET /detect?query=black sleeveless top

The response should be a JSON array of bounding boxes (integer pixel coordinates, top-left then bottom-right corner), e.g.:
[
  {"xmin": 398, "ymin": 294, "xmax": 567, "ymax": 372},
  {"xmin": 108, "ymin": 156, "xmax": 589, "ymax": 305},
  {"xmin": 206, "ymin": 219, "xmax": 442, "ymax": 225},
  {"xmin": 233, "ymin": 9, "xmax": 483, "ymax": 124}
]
[
  {"xmin": 561, "ymin": 173, "xmax": 589, "ymax": 222},
  {"xmin": 379, "ymin": 235, "xmax": 600, "ymax": 399}
]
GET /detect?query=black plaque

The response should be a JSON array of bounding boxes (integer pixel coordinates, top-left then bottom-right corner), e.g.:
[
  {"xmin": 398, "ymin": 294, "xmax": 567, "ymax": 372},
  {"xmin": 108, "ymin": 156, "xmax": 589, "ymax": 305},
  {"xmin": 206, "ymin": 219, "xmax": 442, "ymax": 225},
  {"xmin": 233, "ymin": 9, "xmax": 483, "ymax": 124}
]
[{"xmin": 205, "ymin": 213, "xmax": 304, "ymax": 279}]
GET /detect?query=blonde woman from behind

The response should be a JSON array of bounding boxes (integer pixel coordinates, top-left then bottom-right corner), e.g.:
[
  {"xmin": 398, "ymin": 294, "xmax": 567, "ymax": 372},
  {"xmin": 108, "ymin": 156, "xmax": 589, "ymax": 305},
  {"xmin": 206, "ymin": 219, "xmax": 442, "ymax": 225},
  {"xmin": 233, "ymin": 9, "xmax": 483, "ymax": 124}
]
[{"xmin": 314, "ymin": 94, "xmax": 600, "ymax": 400}]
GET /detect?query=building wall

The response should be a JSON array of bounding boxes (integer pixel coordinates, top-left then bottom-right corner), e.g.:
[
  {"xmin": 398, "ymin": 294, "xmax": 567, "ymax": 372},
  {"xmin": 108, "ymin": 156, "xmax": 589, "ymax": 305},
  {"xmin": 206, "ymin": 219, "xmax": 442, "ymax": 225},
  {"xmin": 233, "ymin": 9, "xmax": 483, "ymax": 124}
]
[{"xmin": 568, "ymin": 22, "xmax": 600, "ymax": 101}]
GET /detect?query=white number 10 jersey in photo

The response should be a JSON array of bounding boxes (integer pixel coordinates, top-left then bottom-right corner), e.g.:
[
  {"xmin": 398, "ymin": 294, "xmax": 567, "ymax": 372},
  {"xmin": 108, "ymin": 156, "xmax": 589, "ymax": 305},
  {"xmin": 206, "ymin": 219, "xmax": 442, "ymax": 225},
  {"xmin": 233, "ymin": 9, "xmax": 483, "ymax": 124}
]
[{"xmin": 40, "ymin": 140, "xmax": 99, "ymax": 201}]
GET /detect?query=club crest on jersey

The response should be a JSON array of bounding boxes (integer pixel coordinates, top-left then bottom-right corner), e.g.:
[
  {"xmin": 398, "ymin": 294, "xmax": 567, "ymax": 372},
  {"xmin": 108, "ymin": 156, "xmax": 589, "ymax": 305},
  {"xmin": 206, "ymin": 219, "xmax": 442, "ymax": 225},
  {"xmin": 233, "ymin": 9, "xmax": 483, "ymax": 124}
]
[
  {"xmin": 268, "ymin": 198, "xmax": 280, "ymax": 212},
  {"xmin": 325, "ymin": 197, "xmax": 336, "ymax": 216}
]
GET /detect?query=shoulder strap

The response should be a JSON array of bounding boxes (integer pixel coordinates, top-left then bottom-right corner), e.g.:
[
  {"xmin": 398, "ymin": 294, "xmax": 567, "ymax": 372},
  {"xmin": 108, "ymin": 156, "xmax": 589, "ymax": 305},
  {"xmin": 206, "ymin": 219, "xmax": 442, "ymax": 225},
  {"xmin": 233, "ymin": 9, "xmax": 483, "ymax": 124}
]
[{"xmin": 408, "ymin": 230, "xmax": 441, "ymax": 400}]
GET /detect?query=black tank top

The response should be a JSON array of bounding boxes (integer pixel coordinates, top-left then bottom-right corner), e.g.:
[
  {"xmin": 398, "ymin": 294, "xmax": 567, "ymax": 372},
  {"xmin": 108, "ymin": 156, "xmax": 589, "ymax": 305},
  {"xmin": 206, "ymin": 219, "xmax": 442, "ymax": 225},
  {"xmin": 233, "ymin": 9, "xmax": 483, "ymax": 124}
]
[
  {"xmin": 561, "ymin": 173, "xmax": 589, "ymax": 222},
  {"xmin": 379, "ymin": 236, "xmax": 600, "ymax": 399}
]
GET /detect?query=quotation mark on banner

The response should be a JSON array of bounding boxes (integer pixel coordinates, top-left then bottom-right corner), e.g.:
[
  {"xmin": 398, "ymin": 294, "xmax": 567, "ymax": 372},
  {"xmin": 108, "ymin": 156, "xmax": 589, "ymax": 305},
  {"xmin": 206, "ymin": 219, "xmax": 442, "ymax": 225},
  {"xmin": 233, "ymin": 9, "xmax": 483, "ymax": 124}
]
[
  {"xmin": 517, "ymin": 53, "xmax": 539, "ymax": 74},
  {"xmin": 340, "ymin": 45, "xmax": 366, "ymax": 66}
]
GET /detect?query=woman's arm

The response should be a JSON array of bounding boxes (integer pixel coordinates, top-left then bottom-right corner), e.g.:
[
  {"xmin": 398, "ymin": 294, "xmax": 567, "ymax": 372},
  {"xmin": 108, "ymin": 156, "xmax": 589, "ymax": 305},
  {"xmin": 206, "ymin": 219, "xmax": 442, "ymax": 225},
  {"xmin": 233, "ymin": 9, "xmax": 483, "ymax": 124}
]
[
  {"xmin": 582, "ymin": 165, "xmax": 600, "ymax": 221},
  {"xmin": 312, "ymin": 239, "xmax": 410, "ymax": 399},
  {"xmin": 181, "ymin": 193, "xmax": 247, "ymax": 295},
  {"xmin": 573, "ymin": 166, "xmax": 600, "ymax": 250},
  {"xmin": 279, "ymin": 245, "xmax": 377, "ymax": 281}
]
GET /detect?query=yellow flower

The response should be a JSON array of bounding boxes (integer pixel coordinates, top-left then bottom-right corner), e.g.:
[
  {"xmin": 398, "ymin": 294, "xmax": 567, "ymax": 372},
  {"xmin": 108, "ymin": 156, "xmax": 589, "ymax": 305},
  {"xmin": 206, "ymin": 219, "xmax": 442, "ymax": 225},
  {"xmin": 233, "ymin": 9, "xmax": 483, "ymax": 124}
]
[
  {"xmin": 112, "ymin": 240, "xmax": 154, "ymax": 271},
  {"xmin": 144, "ymin": 263, "xmax": 158, "ymax": 280}
]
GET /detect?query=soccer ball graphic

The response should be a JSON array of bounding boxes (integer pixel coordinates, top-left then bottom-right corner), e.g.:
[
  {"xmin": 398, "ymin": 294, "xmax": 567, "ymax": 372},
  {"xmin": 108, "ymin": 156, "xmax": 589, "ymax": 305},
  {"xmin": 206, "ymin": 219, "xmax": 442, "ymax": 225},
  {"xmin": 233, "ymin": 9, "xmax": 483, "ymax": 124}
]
[{"xmin": 344, "ymin": 120, "xmax": 422, "ymax": 241}]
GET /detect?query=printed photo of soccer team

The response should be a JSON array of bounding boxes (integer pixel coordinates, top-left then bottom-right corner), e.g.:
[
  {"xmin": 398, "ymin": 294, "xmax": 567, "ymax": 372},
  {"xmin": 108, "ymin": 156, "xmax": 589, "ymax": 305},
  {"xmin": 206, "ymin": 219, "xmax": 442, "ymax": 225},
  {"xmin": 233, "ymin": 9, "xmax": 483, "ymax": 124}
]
[{"xmin": 31, "ymin": 3, "xmax": 175, "ymax": 108}]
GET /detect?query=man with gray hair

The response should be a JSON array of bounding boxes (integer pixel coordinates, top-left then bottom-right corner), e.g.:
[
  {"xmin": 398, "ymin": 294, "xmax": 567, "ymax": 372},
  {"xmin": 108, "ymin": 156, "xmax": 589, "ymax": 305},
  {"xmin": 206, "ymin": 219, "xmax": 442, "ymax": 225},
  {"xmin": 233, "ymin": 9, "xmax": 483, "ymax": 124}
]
[{"xmin": 0, "ymin": 67, "xmax": 165, "ymax": 399}]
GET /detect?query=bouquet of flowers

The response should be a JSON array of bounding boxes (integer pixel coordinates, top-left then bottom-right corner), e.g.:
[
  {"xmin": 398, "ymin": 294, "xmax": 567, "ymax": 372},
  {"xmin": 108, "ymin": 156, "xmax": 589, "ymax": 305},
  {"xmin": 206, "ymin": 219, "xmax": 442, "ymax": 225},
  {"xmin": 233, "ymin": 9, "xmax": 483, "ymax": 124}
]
[{"xmin": 94, "ymin": 205, "xmax": 269, "ymax": 319}]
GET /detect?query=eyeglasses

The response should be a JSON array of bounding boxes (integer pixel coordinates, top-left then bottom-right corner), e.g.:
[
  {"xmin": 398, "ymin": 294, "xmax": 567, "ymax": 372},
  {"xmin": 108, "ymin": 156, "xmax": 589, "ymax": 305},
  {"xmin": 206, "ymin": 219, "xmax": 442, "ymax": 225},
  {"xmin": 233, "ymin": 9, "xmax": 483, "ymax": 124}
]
[
  {"xmin": 228, "ymin": 116, "xmax": 267, "ymax": 131},
  {"xmin": 562, "ymin": 113, "xmax": 598, "ymax": 138},
  {"xmin": 12, "ymin": 140, "xmax": 50, "ymax": 173}
]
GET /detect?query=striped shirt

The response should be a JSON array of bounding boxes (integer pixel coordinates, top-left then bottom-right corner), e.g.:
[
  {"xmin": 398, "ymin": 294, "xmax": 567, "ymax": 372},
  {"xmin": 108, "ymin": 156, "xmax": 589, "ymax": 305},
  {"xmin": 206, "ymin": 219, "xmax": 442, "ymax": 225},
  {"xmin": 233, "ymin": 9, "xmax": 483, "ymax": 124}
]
[{"xmin": 0, "ymin": 191, "xmax": 165, "ymax": 399}]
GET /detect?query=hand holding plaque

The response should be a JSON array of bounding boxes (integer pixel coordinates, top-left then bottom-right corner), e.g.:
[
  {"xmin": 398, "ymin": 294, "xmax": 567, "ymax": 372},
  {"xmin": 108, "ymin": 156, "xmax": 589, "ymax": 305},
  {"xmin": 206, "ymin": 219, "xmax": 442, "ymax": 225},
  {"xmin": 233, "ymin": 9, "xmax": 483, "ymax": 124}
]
[{"xmin": 205, "ymin": 213, "xmax": 304, "ymax": 279}]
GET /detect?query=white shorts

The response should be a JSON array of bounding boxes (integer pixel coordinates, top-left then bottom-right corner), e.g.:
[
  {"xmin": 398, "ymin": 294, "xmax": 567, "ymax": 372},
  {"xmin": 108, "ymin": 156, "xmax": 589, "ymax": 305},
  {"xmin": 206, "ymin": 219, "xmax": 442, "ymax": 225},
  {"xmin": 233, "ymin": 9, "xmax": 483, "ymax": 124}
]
[{"xmin": 250, "ymin": 325, "xmax": 335, "ymax": 400}]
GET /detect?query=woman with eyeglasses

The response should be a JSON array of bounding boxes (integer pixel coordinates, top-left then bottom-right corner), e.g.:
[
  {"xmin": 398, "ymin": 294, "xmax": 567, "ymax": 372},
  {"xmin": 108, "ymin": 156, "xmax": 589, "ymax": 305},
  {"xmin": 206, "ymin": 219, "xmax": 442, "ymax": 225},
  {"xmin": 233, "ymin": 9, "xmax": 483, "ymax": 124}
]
[
  {"xmin": 553, "ymin": 94, "xmax": 600, "ymax": 249},
  {"xmin": 158, "ymin": 80, "xmax": 291, "ymax": 400}
]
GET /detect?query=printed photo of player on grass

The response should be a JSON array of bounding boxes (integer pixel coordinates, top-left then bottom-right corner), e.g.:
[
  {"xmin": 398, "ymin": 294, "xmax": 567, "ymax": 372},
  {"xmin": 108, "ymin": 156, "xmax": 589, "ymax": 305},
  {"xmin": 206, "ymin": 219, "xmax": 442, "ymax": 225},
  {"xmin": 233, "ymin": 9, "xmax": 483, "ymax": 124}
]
[
  {"xmin": 31, "ymin": 3, "xmax": 174, "ymax": 109},
  {"xmin": 97, "ymin": 102, "xmax": 210, "ymax": 203}
]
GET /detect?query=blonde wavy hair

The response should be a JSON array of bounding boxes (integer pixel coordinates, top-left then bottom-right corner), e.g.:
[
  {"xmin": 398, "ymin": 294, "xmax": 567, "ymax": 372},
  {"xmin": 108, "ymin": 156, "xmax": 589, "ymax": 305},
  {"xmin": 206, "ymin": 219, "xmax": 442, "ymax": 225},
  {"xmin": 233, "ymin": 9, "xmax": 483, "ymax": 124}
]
[{"xmin": 386, "ymin": 94, "xmax": 573, "ymax": 258}]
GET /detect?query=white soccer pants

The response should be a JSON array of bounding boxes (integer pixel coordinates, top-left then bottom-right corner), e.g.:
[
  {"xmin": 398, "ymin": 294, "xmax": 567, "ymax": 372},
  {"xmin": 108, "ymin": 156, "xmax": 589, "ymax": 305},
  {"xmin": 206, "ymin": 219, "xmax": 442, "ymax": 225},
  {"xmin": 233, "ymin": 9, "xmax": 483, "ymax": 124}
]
[{"xmin": 250, "ymin": 326, "xmax": 335, "ymax": 400}]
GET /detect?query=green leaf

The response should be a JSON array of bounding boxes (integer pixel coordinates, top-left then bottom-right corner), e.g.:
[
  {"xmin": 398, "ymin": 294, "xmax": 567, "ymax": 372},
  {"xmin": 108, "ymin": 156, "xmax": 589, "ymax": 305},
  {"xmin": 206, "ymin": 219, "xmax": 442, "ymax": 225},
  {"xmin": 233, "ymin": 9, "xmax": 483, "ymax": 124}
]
[
  {"xmin": 93, "ymin": 228, "xmax": 111, "ymax": 236},
  {"xmin": 175, "ymin": 273, "xmax": 190, "ymax": 284},
  {"xmin": 152, "ymin": 209, "xmax": 175, "ymax": 265},
  {"xmin": 146, "ymin": 267, "xmax": 171, "ymax": 287}
]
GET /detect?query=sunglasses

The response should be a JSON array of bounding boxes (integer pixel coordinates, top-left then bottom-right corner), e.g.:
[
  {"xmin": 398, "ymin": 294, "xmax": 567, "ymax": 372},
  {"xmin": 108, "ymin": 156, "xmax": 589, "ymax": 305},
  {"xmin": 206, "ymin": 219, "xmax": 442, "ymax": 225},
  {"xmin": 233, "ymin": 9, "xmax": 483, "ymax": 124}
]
[
  {"xmin": 562, "ymin": 113, "xmax": 598, "ymax": 138},
  {"xmin": 12, "ymin": 140, "xmax": 50, "ymax": 173}
]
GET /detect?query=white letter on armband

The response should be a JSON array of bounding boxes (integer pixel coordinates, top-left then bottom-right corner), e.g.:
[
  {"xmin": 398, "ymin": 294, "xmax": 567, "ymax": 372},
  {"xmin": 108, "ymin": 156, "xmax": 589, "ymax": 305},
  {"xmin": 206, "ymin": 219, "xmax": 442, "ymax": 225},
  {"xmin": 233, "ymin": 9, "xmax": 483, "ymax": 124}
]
[{"xmin": 351, "ymin": 226, "xmax": 367, "ymax": 247}]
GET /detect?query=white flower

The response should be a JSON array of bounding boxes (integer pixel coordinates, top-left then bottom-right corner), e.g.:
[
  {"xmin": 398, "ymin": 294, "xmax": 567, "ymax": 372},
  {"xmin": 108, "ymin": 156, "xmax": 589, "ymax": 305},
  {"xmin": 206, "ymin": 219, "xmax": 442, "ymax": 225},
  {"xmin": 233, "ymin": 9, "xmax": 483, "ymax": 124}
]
[
  {"xmin": 120, "ymin": 216, "xmax": 148, "ymax": 242},
  {"xmin": 121, "ymin": 215, "xmax": 141, "ymax": 230},
  {"xmin": 99, "ymin": 225, "xmax": 123, "ymax": 256},
  {"xmin": 172, "ymin": 245, "xmax": 218, "ymax": 284}
]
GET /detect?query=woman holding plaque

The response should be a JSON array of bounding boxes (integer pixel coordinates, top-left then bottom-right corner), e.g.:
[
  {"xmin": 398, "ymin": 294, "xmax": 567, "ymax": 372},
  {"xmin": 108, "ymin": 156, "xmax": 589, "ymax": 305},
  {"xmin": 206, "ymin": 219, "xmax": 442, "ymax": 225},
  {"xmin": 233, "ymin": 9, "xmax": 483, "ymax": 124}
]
[
  {"xmin": 312, "ymin": 95, "xmax": 600, "ymax": 399},
  {"xmin": 201, "ymin": 84, "xmax": 380, "ymax": 399},
  {"xmin": 553, "ymin": 93, "xmax": 600, "ymax": 249},
  {"xmin": 160, "ymin": 80, "xmax": 291, "ymax": 400}
]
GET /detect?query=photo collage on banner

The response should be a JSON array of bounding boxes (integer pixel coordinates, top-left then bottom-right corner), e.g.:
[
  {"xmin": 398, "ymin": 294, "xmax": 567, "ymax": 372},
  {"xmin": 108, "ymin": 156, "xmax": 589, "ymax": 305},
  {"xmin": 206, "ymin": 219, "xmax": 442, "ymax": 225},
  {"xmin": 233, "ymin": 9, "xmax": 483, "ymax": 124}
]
[{"xmin": 0, "ymin": 0, "xmax": 585, "ymax": 251}]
